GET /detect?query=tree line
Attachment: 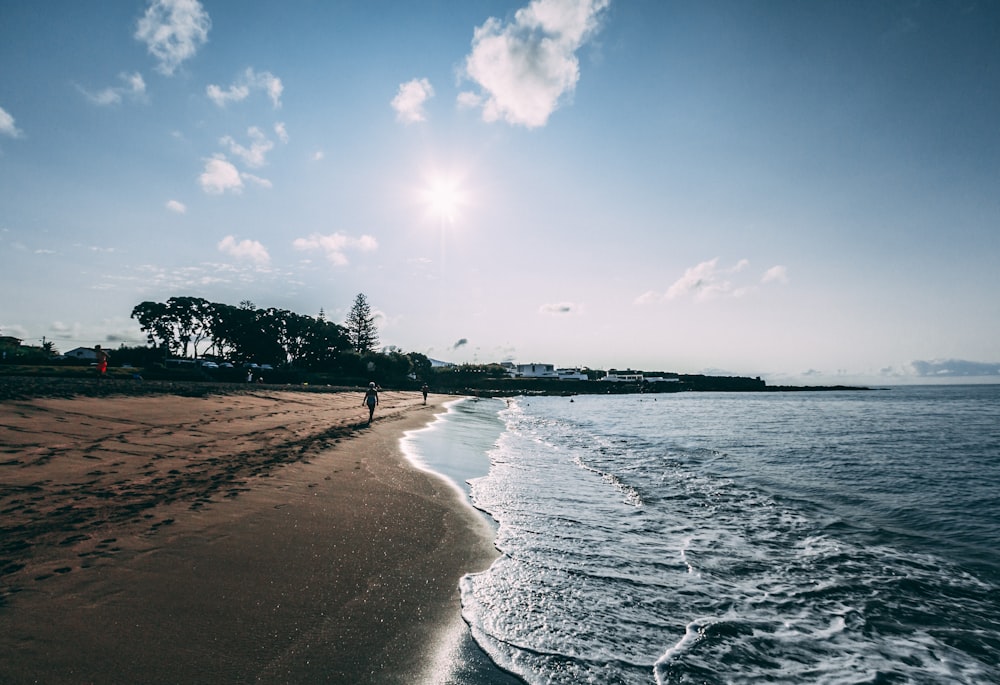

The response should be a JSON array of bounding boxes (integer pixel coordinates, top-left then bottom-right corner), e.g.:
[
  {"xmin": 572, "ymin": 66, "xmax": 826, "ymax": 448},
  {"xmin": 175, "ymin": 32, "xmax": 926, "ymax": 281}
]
[{"xmin": 127, "ymin": 294, "xmax": 431, "ymax": 384}]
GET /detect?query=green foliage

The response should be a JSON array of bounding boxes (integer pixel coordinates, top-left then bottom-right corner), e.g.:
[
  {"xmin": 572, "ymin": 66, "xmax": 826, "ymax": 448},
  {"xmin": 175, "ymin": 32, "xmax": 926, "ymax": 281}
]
[
  {"xmin": 130, "ymin": 296, "xmax": 213, "ymax": 357},
  {"xmin": 1, "ymin": 343, "xmax": 51, "ymax": 364},
  {"xmin": 126, "ymin": 295, "xmax": 434, "ymax": 387},
  {"xmin": 408, "ymin": 352, "xmax": 433, "ymax": 381},
  {"xmin": 345, "ymin": 293, "xmax": 379, "ymax": 354},
  {"xmin": 113, "ymin": 343, "xmax": 167, "ymax": 367},
  {"xmin": 12, "ymin": 296, "xmax": 508, "ymax": 390}
]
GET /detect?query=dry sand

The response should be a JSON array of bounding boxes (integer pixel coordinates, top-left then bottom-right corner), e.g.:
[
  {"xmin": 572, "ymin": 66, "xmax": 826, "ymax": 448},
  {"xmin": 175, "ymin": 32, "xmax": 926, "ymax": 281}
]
[{"xmin": 0, "ymin": 383, "xmax": 498, "ymax": 684}]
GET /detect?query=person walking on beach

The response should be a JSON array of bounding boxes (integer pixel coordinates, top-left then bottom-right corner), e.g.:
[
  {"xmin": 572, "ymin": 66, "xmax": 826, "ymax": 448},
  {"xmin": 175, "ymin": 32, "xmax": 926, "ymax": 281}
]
[
  {"xmin": 94, "ymin": 345, "xmax": 109, "ymax": 377},
  {"xmin": 421, "ymin": 383, "xmax": 429, "ymax": 405},
  {"xmin": 363, "ymin": 382, "xmax": 379, "ymax": 423}
]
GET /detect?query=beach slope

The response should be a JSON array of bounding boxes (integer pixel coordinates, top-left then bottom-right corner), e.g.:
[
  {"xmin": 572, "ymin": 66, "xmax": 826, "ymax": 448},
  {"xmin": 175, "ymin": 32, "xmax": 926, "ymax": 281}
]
[{"xmin": 0, "ymin": 386, "xmax": 497, "ymax": 683}]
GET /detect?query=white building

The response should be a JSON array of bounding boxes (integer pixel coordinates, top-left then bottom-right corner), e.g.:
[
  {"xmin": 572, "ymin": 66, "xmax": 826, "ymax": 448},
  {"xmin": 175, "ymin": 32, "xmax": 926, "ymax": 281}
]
[
  {"xmin": 556, "ymin": 368, "xmax": 589, "ymax": 381},
  {"xmin": 511, "ymin": 363, "xmax": 558, "ymax": 378},
  {"xmin": 601, "ymin": 372, "xmax": 644, "ymax": 383}
]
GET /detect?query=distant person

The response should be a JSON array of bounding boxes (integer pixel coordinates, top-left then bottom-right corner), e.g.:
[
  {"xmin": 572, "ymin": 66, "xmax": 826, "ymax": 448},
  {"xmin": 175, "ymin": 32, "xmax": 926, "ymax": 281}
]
[
  {"xmin": 94, "ymin": 345, "xmax": 109, "ymax": 377},
  {"xmin": 421, "ymin": 383, "xmax": 429, "ymax": 404},
  {"xmin": 363, "ymin": 382, "xmax": 379, "ymax": 423}
]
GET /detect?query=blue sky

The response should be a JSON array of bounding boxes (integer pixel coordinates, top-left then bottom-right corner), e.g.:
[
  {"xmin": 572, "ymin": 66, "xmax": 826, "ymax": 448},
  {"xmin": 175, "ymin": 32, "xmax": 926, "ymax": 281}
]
[{"xmin": 2, "ymin": 0, "xmax": 998, "ymax": 384}]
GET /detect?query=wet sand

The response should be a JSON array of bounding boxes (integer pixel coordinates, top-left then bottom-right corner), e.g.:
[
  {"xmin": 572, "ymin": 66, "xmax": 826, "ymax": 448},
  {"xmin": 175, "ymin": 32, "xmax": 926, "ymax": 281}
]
[{"xmin": 0, "ymin": 383, "xmax": 498, "ymax": 683}]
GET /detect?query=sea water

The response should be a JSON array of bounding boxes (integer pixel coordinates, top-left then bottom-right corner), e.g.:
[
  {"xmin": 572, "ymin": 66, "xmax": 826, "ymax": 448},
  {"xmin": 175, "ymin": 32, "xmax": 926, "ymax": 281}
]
[{"xmin": 407, "ymin": 386, "xmax": 1000, "ymax": 684}]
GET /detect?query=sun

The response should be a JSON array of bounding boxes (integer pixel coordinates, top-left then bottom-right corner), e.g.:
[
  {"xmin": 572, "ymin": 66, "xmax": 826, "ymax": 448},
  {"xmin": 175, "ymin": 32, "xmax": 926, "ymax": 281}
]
[{"xmin": 421, "ymin": 175, "xmax": 466, "ymax": 225}]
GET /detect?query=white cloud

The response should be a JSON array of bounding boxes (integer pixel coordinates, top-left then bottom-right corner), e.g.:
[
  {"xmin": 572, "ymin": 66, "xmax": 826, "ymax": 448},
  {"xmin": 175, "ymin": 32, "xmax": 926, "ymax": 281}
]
[
  {"xmin": 460, "ymin": 0, "xmax": 610, "ymax": 128},
  {"xmin": 664, "ymin": 258, "xmax": 750, "ymax": 300},
  {"xmin": 762, "ymin": 265, "xmax": 789, "ymax": 285},
  {"xmin": 391, "ymin": 78, "xmax": 435, "ymax": 123},
  {"xmin": 241, "ymin": 173, "xmax": 272, "ymax": 189},
  {"xmin": 456, "ymin": 91, "xmax": 482, "ymax": 110},
  {"xmin": 0, "ymin": 323, "xmax": 28, "ymax": 340},
  {"xmin": 165, "ymin": 199, "xmax": 187, "ymax": 213},
  {"xmin": 82, "ymin": 86, "xmax": 122, "ymax": 106},
  {"xmin": 199, "ymin": 154, "xmax": 273, "ymax": 194},
  {"xmin": 633, "ymin": 290, "xmax": 660, "ymax": 305},
  {"xmin": 79, "ymin": 72, "xmax": 147, "ymax": 106},
  {"xmin": 218, "ymin": 235, "xmax": 270, "ymax": 264},
  {"xmin": 637, "ymin": 258, "xmax": 758, "ymax": 304},
  {"xmin": 205, "ymin": 83, "xmax": 249, "ymax": 107},
  {"xmin": 198, "ymin": 156, "xmax": 243, "ymax": 194},
  {"xmin": 220, "ymin": 126, "xmax": 274, "ymax": 168},
  {"xmin": 207, "ymin": 68, "xmax": 283, "ymax": 108},
  {"xmin": 312, "ymin": 150, "xmax": 325, "ymax": 161},
  {"xmin": 274, "ymin": 121, "xmax": 288, "ymax": 143},
  {"xmin": 0, "ymin": 105, "xmax": 24, "ymax": 138},
  {"xmin": 122, "ymin": 72, "xmax": 147, "ymax": 96},
  {"xmin": 292, "ymin": 232, "xmax": 378, "ymax": 266},
  {"xmin": 135, "ymin": 0, "xmax": 211, "ymax": 76}
]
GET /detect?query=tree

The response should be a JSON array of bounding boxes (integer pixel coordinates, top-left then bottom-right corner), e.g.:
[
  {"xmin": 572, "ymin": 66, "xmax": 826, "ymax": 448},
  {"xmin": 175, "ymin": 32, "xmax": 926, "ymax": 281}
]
[
  {"xmin": 408, "ymin": 352, "xmax": 433, "ymax": 381},
  {"xmin": 131, "ymin": 297, "xmax": 213, "ymax": 358},
  {"xmin": 167, "ymin": 296, "xmax": 213, "ymax": 358},
  {"xmin": 131, "ymin": 300, "xmax": 177, "ymax": 357},
  {"xmin": 300, "ymin": 317, "xmax": 350, "ymax": 369},
  {"xmin": 345, "ymin": 293, "xmax": 379, "ymax": 354}
]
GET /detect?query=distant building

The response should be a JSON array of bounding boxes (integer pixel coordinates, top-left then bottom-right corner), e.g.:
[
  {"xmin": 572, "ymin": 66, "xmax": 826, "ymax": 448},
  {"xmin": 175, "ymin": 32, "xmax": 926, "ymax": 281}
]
[
  {"xmin": 511, "ymin": 363, "xmax": 558, "ymax": 378},
  {"xmin": 556, "ymin": 368, "xmax": 588, "ymax": 381},
  {"xmin": 64, "ymin": 346, "xmax": 98, "ymax": 361},
  {"xmin": 601, "ymin": 372, "xmax": 644, "ymax": 383}
]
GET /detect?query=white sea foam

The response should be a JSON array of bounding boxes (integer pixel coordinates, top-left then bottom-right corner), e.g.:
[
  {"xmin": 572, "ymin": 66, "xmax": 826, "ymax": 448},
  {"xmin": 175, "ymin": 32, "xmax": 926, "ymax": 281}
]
[{"xmin": 460, "ymin": 389, "xmax": 1000, "ymax": 684}]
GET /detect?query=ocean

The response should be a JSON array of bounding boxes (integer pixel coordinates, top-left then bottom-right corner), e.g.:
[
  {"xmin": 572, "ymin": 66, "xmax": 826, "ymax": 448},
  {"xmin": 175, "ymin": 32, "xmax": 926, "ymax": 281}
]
[{"xmin": 403, "ymin": 385, "xmax": 1000, "ymax": 684}]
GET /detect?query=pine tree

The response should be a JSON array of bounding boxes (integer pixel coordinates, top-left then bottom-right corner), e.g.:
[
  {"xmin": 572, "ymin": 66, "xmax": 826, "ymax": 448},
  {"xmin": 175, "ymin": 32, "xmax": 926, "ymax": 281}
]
[{"xmin": 345, "ymin": 293, "xmax": 379, "ymax": 354}]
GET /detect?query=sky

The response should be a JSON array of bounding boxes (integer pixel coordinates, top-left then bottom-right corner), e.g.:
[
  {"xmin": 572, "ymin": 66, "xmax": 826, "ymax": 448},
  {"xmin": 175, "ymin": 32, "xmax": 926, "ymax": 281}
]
[{"xmin": 2, "ymin": 0, "xmax": 999, "ymax": 385}]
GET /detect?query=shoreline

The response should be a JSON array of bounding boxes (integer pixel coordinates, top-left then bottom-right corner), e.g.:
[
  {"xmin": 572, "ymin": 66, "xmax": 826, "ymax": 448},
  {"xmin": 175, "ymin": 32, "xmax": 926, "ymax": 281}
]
[{"xmin": 0, "ymin": 386, "xmax": 499, "ymax": 683}]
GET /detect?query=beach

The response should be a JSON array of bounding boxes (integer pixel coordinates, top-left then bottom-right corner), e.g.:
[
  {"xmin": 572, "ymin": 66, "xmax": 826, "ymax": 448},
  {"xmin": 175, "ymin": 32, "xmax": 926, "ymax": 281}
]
[{"xmin": 0, "ymin": 381, "xmax": 498, "ymax": 684}]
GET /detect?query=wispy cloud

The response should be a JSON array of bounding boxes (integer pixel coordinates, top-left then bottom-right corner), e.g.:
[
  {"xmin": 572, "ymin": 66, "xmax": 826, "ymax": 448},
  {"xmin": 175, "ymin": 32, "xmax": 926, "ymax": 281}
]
[
  {"xmin": 459, "ymin": 0, "xmax": 610, "ymax": 128},
  {"xmin": 207, "ymin": 68, "xmax": 283, "ymax": 108},
  {"xmin": 220, "ymin": 127, "xmax": 274, "ymax": 168},
  {"xmin": 391, "ymin": 78, "xmax": 434, "ymax": 123},
  {"xmin": 79, "ymin": 72, "xmax": 147, "ymax": 106},
  {"xmin": 241, "ymin": 173, "xmax": 272, "ymax": 189},
  {"xmin": 0, "ymin": 105, "xmax": 24, "ymax": 138},
  {"xmin": 637, "ymin": 259, "xmax": 791, "ymax": 304},
  {"xmin": 217, "ymin": 235, "xmax": 270, "ymax": 264},
  {"xmin": 274, "ymin": 122, "xmax": 288, "ymax": 143},
  {"xmin": 127, "ymin": 261, "xmax": 286, "ymax": 294},
  {"xmin": 636, "ymin": 258, "xmax": 754, "ymax": 304},
  {"xmin": 292, "ymin": 232, "xmax": 378, "ymax": 266},
  {"xmin": 135, "ymin": 0, "xmax": 211, "ymax": 76},
  {"xmin": 668, "ymin": 258, "xmax": 749, "ymax": 300},
  {"xmin": 165, "ymin": 199, "xmax": 187, "ymax": 213}
]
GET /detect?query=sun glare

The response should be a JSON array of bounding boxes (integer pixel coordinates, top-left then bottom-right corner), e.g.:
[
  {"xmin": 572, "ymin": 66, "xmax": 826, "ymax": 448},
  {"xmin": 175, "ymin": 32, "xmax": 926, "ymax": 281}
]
[{"xmin": 421, "ymin": 175, "xmax": 466, "ymax": 224}]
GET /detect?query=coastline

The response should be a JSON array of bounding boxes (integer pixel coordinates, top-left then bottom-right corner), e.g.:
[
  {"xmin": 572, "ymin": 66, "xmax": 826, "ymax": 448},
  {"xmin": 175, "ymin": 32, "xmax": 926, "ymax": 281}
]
[{"xmin": 0, "ymin": 385, "xmax": 499, "ymax": 683}]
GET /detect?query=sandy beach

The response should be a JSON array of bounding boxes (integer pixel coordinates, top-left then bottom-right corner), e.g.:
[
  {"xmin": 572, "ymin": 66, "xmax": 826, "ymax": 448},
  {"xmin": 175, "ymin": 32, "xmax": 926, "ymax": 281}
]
[{"xmin": 0, "ymin": 382, "xmax": 498, "ymax": 683}]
